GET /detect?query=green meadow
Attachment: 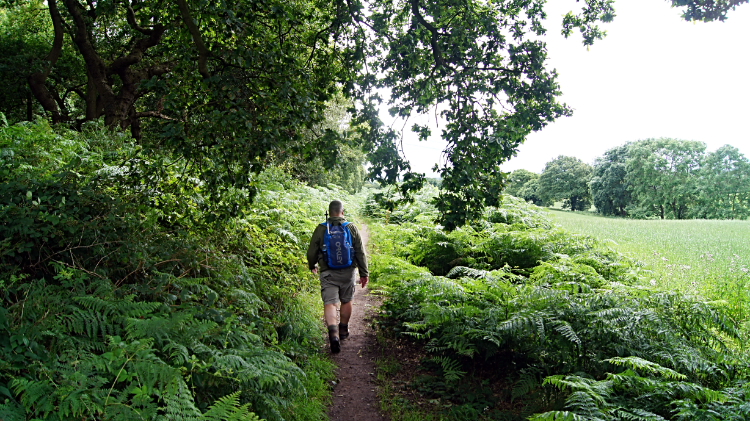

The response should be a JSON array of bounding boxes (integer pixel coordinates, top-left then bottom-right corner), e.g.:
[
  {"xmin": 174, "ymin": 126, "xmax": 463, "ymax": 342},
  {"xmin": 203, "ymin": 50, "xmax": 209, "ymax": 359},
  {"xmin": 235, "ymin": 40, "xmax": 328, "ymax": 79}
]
[{"xmin": 549, "ymin": 209, "xmax": 750, "ymax": 322}]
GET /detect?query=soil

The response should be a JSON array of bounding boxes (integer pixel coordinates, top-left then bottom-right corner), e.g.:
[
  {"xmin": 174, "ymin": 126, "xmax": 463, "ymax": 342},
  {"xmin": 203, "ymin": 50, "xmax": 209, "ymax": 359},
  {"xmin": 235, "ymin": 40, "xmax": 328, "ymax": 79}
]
[{"xmin": 326, "ymin": 224, "xmax": 388, "ymax": 421}]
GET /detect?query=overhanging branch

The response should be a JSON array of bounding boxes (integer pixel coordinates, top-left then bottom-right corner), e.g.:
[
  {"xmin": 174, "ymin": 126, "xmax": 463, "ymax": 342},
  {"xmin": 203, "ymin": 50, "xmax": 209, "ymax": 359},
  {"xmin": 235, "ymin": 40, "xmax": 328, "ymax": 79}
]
[
  {"xmin": 409, "ymin": 0, "xmax": 445, "ymax": 68},
  {"xmin": 176, "ymin": 0, "xmax": 211, "ymax": 79}
]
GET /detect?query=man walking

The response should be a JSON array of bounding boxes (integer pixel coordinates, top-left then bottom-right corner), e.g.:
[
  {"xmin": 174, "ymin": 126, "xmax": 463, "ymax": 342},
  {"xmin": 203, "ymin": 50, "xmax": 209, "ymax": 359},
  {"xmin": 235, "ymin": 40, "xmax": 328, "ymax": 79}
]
[{"xmin": 307, "ymin": 200, "xmax": 369, "ymax": 353}]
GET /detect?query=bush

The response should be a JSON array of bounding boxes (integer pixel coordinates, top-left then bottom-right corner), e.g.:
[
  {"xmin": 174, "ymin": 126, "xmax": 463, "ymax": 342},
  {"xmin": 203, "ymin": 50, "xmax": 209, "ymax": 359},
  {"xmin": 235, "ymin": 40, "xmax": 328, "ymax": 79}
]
[
  {"xmin": 0, "ymin": 120, "xmax": 359, "ymax": 420},
  {"xmin": 367, "ymin": 186, "xmax": 750, "ymax": 420}
]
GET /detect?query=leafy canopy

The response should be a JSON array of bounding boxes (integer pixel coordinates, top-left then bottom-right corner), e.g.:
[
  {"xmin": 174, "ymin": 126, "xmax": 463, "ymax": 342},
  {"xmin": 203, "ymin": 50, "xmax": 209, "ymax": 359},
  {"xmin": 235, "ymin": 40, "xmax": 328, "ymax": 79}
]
[
  {"xmin": 538, "ymin": 155, "xmax": 593, "ymax": 211},
  {"xmin": 589, "ymin": 144, "xmax": 631, "ymax": 217},
  {"xmin": 1, "ymin": 0, "xmax": 747, "ymax": 227}
]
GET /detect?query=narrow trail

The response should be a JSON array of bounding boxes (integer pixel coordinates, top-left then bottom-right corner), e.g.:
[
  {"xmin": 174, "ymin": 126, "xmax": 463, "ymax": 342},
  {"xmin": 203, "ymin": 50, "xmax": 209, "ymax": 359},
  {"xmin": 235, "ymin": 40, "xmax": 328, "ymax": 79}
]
[{"xmin": 326, "ymin": 224, "xmax": 388, "ymax": 421}]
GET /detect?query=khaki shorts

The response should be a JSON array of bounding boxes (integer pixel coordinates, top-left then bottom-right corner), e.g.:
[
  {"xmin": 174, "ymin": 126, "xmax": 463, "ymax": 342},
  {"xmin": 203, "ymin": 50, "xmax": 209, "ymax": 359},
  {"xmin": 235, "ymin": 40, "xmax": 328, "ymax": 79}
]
[{"xmin": 320, "ymin": 267, "xmax": 357, "ymax": 305}]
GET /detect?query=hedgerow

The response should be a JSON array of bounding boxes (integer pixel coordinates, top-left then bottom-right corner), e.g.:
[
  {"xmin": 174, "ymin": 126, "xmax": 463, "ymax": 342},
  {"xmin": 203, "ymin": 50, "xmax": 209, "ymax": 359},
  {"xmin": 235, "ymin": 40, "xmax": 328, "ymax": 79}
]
[
  {"xmin": 368, "ymin": 192, "xmax": 750, "ymax": 420},
  {"xmin": 0, "ymin": 120, "xmax": 362, "ymax": 420}
]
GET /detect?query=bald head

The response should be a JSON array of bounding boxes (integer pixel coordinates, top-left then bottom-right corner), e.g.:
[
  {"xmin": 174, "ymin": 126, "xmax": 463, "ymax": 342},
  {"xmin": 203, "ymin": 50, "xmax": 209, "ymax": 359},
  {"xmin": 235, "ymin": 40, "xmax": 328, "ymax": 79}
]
[{"xmin": 329, "ymin": 200, "xmax": 344, "ymax": 216}]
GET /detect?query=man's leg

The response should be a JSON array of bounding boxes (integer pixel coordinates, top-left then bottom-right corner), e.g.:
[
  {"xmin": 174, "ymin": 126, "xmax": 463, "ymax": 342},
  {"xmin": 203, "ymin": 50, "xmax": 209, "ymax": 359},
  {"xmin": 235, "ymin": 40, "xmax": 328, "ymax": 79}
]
[
  {"xmin": 340, "ymin": 301, "xmax": 352, "ymax": 325},
  {"xmin": 324, "ymin": 303, "xmax": 341, "ymax": 353},
  {"xmin": 338, "ymin": 300, "xmax": 352, "ymax": 339},
  {"xmin": 324, "ymin": 303, "xmax": 339, "ymax": 326},
  {"xmin": 338, "ymin": 268, "xmax": 356, "ymax": 340},
  {"xmin": 321, "ymin": 272, "xmax": 342, "ymax": 353}
]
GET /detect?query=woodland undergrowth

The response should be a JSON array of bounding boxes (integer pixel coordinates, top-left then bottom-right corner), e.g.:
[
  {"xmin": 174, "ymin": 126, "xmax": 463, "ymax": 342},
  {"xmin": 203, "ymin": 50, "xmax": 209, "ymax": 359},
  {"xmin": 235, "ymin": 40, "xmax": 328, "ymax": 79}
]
[
  {"xmin": 365, "ymin": 186, "xmax": 750, "ymax": 420},
  {"xmin": 0, "ymin": 119, "xmax": 366, "ymax": 420}
]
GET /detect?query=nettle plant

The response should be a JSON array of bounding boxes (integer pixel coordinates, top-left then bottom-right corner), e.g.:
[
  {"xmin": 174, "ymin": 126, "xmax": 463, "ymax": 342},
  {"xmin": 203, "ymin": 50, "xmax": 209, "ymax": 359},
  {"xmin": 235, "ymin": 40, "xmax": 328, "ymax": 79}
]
[{"xmin": 367, "ymin": 191, "xmax": 750, "ymax": 419}]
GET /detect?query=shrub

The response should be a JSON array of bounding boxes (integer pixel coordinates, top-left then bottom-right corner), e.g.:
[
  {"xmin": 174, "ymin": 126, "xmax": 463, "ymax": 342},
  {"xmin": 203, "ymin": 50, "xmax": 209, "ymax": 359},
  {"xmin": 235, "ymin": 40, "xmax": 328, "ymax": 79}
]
[
  {"xmin": 0, "ymin": 121, "xmax": 357, "ymax": 420},
  {"xmin": 367, "ymin": 186, "xmax": 750, "ymax": 419}
]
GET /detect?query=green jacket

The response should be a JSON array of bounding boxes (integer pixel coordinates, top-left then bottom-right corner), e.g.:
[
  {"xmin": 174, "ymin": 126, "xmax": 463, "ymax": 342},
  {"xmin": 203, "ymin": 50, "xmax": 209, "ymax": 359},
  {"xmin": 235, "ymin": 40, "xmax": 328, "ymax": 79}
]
[{"xmin": 306, "ymin": 216, "xmax": 368, "ymax": 277}]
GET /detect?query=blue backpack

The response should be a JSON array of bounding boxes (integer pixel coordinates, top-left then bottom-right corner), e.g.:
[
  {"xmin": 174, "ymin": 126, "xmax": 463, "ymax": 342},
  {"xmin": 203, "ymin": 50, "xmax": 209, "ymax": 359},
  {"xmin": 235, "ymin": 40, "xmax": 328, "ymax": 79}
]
[{"xmin": 321, "ymin": 221, "xmax": 355, "ymax": 269}]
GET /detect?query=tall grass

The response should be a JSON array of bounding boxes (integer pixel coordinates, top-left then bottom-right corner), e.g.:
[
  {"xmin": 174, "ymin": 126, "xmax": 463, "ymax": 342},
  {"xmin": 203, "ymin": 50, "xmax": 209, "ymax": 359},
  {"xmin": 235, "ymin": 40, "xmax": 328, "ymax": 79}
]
[{"xmin": 549, "ymin": 210, "xmax": 750, "ymax": 323}]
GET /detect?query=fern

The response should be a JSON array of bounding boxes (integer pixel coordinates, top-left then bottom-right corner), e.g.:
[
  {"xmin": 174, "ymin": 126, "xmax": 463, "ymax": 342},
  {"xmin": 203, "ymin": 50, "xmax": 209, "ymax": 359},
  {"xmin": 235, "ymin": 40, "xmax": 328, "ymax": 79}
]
[
  {"xmin": 0, "ymin": 401, "xmax": 25, "ymax": 421},
  {"xmin": 201, "ymin": 392, "xmax": 261, "ymax": 421},
  {"xmin": 512, "ymin": 368, "xmax": 541, "ymax": 401},
  {"xmin": 604, "ymin": 357, "xmax": 687, "ymax": 381},
  {"xmin": 613, "ymin": 408, "xmax": 666, "ymax": 421},
  {"xmin": 11, "ymin": 378, "xmax": 56, "ymax": 417},
  {"xmin": 446, "ymin": 266, "xmax": 490, "ymax": 279},
  {"xmin": 74, "ymin": 295, "xmax": 162, "ymax": 318},
  {"xmin": 528, "ymin": 411, "xmax": 590, "ymax": 421},
  {"xmin": 368, "ymin": 192, "xmax": 750, "ymax": 419},
  {"xmin": 550, "ymin": 320, "xmax": 582, "ymax": 347},
  {"xmin": 426, "ymin": 356, "xmax": 466, "ymax": 382},
  {"xmin": 162, "ymin": 377, "xmax": 202, "ymax": 421}
]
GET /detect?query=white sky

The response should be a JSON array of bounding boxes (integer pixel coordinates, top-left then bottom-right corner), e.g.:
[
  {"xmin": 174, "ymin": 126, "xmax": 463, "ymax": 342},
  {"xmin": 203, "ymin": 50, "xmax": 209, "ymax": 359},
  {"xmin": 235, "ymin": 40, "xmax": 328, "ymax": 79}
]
[{"xmin": 382, "ymin": 0, "xmax": 750, "ymax": 176}]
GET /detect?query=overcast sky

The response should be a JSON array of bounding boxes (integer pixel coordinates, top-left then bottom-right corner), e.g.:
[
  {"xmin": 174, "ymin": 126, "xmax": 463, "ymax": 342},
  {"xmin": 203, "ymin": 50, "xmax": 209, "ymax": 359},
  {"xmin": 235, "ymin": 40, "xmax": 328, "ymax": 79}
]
[{"xmin": 384, "ymin": 0, "xmax": 750, "ymax": 176}]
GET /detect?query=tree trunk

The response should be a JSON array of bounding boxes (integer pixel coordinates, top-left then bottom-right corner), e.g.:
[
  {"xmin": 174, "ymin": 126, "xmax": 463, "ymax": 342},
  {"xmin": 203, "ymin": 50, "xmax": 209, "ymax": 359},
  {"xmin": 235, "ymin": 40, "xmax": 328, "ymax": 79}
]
[
  {"xmin": 27, "ymin": 0, "xmax": 64, "ymax": 123},
  {"xmin": 63, "ymin": 0, "xmax": 168, "ymax": 136},
  {"xmin": 85, "ymin": 69, "xmax": 98, "ymax": 120}
]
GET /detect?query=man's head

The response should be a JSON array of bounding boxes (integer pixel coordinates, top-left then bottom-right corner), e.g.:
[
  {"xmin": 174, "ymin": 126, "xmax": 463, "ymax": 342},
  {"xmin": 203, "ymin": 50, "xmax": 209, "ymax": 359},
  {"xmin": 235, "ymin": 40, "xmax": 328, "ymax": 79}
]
[{"xmin": 329, "ymin": 200, "xmax": 344, "ymax": 217}]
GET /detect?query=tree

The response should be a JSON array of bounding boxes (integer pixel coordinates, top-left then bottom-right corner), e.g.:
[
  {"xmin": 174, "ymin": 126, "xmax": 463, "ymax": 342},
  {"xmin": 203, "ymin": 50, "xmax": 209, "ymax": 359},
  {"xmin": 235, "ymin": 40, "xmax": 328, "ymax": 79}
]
[
  {"xmin": 516, "ymin": 178, "xmax": 552, "ymax": 207},
  {"xmin": 589, "ymin": 144, "xmax": 632, "ymax": 216},
  {"xmin": 538, "ymin": 156, "xmax": 592, "ymax": 211},
  {"xmin": 272, "ymin": 97, "xmax": 367, "ymax": 194},
  {"xmin": 1, "ymin": 0, "xmax": 746, "ymax": 228},
  {"xmin": 503, "ymin": 169, "xmax": 551, "ymax": 206},
  {"xmin": 694, "ymin": 145, "xmax": 750, "ymax": 220},
  {"xmin": 0, "ymin": 1, "xmax": 85, "ymax": 123},
  {"xmin": 504, "ymin": 169, "xmax": 539, "ymax": 198},
  {"xmin": 1, "ymin": 0, "xmax": 358, "ymax": 215},
  {"xmin": 626, "ymin": 139, "xmax": 705, "ymax": 219}
]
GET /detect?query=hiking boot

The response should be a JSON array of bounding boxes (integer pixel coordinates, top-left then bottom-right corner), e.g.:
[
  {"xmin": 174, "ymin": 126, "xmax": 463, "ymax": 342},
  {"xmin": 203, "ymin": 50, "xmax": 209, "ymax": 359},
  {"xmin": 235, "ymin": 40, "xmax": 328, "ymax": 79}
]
[
  {"xmin": 339, "ymin": 323, "xmax": 349, "ymax": 340},
  {"xmin": 329, "ymin": 335, "xmax": 341, "ymax": 353},
  {"xmin": 328, "ymin": 324, "xmax": 340, "ymax": 353}
]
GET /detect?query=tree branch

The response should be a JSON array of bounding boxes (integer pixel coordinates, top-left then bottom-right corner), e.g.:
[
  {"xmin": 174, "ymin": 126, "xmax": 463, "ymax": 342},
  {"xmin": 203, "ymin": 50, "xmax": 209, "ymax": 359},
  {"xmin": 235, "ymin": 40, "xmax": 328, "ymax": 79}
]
[
  {"xmin": 125, "ymin": 0, "xmax": 154, "ymax": 35},
  {"xmin": 409, "ymin": 0, "xmax": 445, "ymax": 68},
  {"xmin": 176, "ymin": 0, "xmax": 210, "ymax": 79},
  {"xmin": 136, "ymin": 111, "xmax": 181, "ymax": 121},
  {"xmin": 63, "ymin": 0, "xmax": 116, "ymax": 107},
  {"xmin": 28, "ymin": 0, "xmax": 65, "ymax": 123},
  {"xmin": 108, "ymin": 23, "xmax": 167, "ymax": 74}
]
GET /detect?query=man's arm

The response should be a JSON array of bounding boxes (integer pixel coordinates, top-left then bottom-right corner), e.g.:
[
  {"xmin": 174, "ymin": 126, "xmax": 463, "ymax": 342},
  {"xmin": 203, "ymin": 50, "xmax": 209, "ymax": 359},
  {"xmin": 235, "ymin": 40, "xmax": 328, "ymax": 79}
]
[
  {"xmin": 349, "ymin": 224, "xmax": 369, "ymax": 284},
  {"xmin": 307, "ymin": 225, "xmax": 324, "ymax": 272}
]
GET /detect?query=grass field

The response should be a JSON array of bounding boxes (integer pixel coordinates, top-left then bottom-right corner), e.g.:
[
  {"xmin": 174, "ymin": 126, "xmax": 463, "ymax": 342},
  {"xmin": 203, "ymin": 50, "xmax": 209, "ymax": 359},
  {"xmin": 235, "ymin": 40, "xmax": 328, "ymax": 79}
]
[{"xmin": 548, "ymin": 210, "xmax": 750, "ymax": 322}]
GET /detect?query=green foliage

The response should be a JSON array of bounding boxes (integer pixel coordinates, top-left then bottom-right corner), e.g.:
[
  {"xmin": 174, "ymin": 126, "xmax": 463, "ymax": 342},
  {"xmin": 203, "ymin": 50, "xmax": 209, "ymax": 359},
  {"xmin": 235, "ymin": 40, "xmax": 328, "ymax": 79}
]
[
  {"xmin": 538, "ymin": 156, "xmax": 593, "ymax": 212},
  {"xmin": 486, "ymin": 195, "xmax": 555, "ymax": 229},
  {"xmin": 273, "ymin": 97, "xmax": 368, "ymax": 195},
  {"xmin": 0, "ymin": 121, "xmax": 353, "ymax": 420},
  {"xmin": 588, "ymin": 140, "xmax": 749, "ymax": 221},
  {"xmin": 550, "ymin": 210, "xmax": 750, "ymax": 332},
  {"xmin": 518, "ymin": 178, "xmax": 554, "ymax": 207},
  {"xmin": 363, "ymin": 183, "xmax": 441, "ymax": 224},
  {"xmin": 626, "ymin": 139, "xmax": 706, "ymax": 220},
  {"xmin": 504, "ymin": 170, "xmax": 539, "ymax": 198},
  {"xmin": 504, "ymin": 170, "xmax": 553, "ymax": 207},
  {"xmin": 4, "ymin": 0, "xmax": 746, "ymax": 227},
  {"xmin": 367, "ymin": 188, "xmax": 750, "ymax": 419},
  {"xmin": 0, "ymin": 0, "xmax": 84, "ymax": 123},
  {"xmin": 589, "ymin": 144, "xmax": 631, "ymax": 217},
  {"xmin": 694, "ymin": 144, "xmax": 750, "ymax": 220}
]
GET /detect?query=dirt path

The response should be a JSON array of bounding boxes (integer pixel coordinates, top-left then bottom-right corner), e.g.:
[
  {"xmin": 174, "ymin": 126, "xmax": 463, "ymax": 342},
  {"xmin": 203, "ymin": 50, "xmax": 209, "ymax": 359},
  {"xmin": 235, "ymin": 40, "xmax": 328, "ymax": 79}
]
[{"xmin": 326, "ymin": 224, "xmax": 387, "ymax": 421}]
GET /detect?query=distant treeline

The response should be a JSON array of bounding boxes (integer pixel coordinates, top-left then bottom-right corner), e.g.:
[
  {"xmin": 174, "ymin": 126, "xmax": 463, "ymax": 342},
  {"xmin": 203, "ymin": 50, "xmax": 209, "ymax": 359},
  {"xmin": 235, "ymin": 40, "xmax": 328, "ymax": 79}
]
[{"xmin": 505, "ymin": 138, "xmax": 750, "ymax": 220}]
